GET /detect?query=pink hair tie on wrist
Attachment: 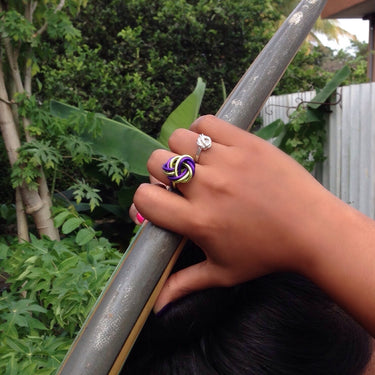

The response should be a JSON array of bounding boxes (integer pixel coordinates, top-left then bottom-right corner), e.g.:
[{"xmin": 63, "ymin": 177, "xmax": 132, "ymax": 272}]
[{"xmin": 136, "ymin": 212, "xmax": 145, "ymax": 225}]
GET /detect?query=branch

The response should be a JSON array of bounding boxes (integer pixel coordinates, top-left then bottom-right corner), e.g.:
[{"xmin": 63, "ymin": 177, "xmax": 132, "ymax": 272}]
[
  {"xmin": 34, "ymin": 0, "xmax": 66, "ymax": 37},
  {"xmin": 23, "ymin": 46, "xmax": 32, "ymax": 95},
  {"xmin": 55, "ymin": 0, "xmax": 66, "ymax": 13},
  {"xmin": 0, "ymin": 96, "xmax": 15, "ymax": 105},
  {"xmin": 25, "ymin": 1, "xmax": 40, "ymax": 24},
  {"xmin": 31, "ymin": 1, "xmax": 38, "ymax": 16},
  {"xmin": 3, "ymin": 37, "xmax": 24, "ymax": 93}
]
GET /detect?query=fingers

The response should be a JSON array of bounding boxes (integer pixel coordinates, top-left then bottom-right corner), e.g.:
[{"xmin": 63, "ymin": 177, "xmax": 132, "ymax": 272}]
[
  {"xmin": 190, "ymin": 114, "xmax": 256, "ymax": 148},
  {"xmin": 147, "ymin": 149, "xmax": 206, "ymax": 195},
  {"xmin": 147, "ymin": 149, "xmax": 177, "ymax": 186},
  {"xmin": 129, "ymin": 203, "xmax": 145, "ymax": 225},
  {"xmin": 167, "ymin": 128, "xmax": 224, "ymax": 165},
  {"xmin": 129, "ymin": 176, "xmax": 168, "ymax": 225},
  {"xmin": 133, "ymin": 183, "xmax": 193, "ymax": 235},
  {"xmin": 153, "ymin": 261, "xmax": 227, "ymax": 313}
]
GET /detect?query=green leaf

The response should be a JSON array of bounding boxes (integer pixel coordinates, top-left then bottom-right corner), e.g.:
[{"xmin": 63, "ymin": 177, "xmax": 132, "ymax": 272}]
[
  {"xmin": 5, "ymin": 337, "xmax": 28, "ymax": 354},
  {"xmin": 98, "ymin": 156, "xmax": 128, "ymax": 185},
  {"xmin": 25, "ymin": 255, "xmax": 38, "ymax": 264},
  {"xmin": 255, "ymin": 119, "xmax": 285, "ymax": 140},
  {"xmin": 57, "ymin": 256, "xmax": 79, "ymax": 271},
  {"xmin": 158, "ymin": 77, "xmax": 206, "ymax": 147},
  {"xmin": 75, "ymin": 228, "xmax": 96, "ymax": 246},
  {"xmin": 50, "ymin": 101, "xmax": 165, "ymax": 176},
  {"xmin": 272, "ymin": 127, "xmax": 288, "ymax": 148},
  {"xmin": 308, "ymin": 66, "xmax": 351, "ymax": 109},
  {"xmin": 59, "ymin": 135, "xmax": 93, "ymax": 165},
  {"xmin": 61, "ymin": 218, "xmax": 83, "ymax": 234},
  {"xmin": 0, "ymin": 243, "xmax": 8, "ymax": 260},
  {"xmin": 70, "ymin": 181, "xmax": 102, "ymax": 211},
  {"xmin": 304, "ymin": 109, "xmax": 324, "ymax": 123},
  {"xmin": 53, "ymin": 210, "xmax": 73, "ymax": 228}
]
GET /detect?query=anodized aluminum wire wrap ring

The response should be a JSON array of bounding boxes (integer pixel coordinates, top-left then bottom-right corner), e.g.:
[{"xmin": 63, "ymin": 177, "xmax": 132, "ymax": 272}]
[
  {"xmin": 195, "ymin": 134, "xmax": 212, "ymax": 162},
  {"xmin": 162, "ymin": 154, "xmax": 195, "ymax": 187}
]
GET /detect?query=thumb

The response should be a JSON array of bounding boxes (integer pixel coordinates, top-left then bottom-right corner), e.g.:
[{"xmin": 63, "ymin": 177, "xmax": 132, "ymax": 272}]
[{"xmin": 153, "ymin": 260, "xmax": 224, "ymax": 314}]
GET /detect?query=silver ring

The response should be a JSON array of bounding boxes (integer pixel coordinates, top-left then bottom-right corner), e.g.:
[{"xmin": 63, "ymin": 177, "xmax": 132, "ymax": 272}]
[{"xmin": 195, "ymin": 134, "xmax": 212, "ymax": 162}]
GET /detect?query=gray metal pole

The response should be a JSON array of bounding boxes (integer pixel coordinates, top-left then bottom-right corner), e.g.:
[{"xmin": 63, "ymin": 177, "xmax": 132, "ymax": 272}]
[{"xmin": 57, "ymin": 1, "xmax": 327, "ymax": 374}]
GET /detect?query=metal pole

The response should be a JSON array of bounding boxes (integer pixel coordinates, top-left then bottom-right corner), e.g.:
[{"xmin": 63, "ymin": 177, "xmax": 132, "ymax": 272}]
[{"xmin": 56, "ymin": 1, "xmax": 327, "ymax": 374}]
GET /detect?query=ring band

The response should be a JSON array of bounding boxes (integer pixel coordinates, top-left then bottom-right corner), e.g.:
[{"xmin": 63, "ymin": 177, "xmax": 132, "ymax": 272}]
[
  {"xmin": 195, "ymin": 134, "xmax": 212, "ymax": 162},
  {"xmin": 162, "ymin": 154, "xmax": 195, "ymax": 187}
]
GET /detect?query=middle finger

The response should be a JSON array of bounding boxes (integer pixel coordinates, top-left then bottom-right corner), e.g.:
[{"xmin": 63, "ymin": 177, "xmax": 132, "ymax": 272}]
[{"xmin": 168, "ymin": 128, "xmax": 225, "ymax": 165}]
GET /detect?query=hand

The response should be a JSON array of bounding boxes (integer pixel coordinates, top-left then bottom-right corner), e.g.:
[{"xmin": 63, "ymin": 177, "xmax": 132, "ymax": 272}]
[{"xmin": 132, "ymin": 115, "xmax": 373, "ymax": 317}]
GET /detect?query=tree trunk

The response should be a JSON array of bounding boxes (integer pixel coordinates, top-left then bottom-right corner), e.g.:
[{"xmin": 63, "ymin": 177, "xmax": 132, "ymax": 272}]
[
  {"xmin": 15, "ymin": 187, "xmax": 29, "ymax": 242},
  {"xmin": 0, "ymin": 56, "xmax": 59, "ymax": 240}
]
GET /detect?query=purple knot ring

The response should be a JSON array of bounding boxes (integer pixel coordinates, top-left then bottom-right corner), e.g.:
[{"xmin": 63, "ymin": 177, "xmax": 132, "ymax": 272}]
[
  {"xmin": 195, "ymin": 134, "xmax": 212, "ymax": 162},
  {"xmin": 162, "ymin": 154, "xmax": 195, "ymax": 187}
]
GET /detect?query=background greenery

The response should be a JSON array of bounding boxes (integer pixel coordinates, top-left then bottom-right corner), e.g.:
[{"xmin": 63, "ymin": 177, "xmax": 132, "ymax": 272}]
[
  {"xmin": 40, "ymin": 0, "xmax": 283, "ymax": 135},
  {"xmin": 38, "ymin": 0, "xmax": 368, "ymax": 136}
]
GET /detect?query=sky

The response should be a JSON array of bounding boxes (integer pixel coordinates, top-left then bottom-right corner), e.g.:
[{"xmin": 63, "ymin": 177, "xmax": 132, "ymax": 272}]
[{"xmin": 319, "ymin": 18, "xmax": 370, "ymax": 51}]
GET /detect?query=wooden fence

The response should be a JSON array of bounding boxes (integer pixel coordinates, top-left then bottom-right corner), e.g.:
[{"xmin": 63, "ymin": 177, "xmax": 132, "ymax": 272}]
[{"xmin": 260, "ymin": 82, "xmax": 375, "ymax": 219}]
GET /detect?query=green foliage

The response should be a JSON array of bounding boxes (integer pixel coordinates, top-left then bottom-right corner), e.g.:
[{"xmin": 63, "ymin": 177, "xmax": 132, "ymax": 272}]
[
  {"xmin": 0, "ymin": 335, "xmax": 70, "ymax": 375},
  {"xmin": 12, "ymin": 140, "xmax": 62, "ymax": 190},
  {"xmin": 0, "ymin": 204, "xmax": 16, "ymax": 224},
  {"xmin": 158, "ymin": 77, "xmax": 206, "ymax": 146},
  {"xmin": 283, "ymin": 109, "xmax": 326, "ymax": 171},
  {"xmin": 98, "ymin": 156, "xmax": 129, "ymax": 185},
  {"xmin": 0, "ymin": 1, "xmax": 86, "ymax": 88},
  {"xmin": 0, "ymin": 10, "xmax": 36, "ymax": 43},
  {"xmin": 50, "ymin": 100, "xmax": 164, "ymax": 177},
  {"xmin": 58, "ymin": 135, "xmax": 93, "ymax": 166},
  {"xmin": 9, "ymin": 95, "xmax": 132, "ymax": 212},
  {"xmin": 69, "ymin": 181, "xmax": 102, "ymax": 212},
  {"xmin": 39, "ymin": 0, "xmax": 283, "ymax": 136},
  {"xmin": 49, "ymin": 75, "xmax": 205, "ymax": 186},
  {"xmin": 332, "ymin": 41, "xmax": 369, "ymax": 85},
  {"xmin": 39, "ymin": 0, "xmax": 366, "ymax": 139},
  {"xmin": 0, "ymin": 222, "xmax": 122, "ymax": 373},
  {"xmin": 275, "ymin": 44, "xmax": 332, "ymax": 94},
  {"xmin": 8, "ymin": 75, "xmax": 204, "ymax": 240},
  {"xmin": 256, "ymin": 66, "xmax": 351, "ymax": 171},
  {"xmin": 309, "ymin": 66, "xmax": 351, "ymax": 109}
]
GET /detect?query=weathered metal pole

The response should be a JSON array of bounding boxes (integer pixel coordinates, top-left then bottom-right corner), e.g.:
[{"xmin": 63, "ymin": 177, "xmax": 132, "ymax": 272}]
[{"xmin": 57, "ymin": 1, "xmax": 327, "ymax": 374}]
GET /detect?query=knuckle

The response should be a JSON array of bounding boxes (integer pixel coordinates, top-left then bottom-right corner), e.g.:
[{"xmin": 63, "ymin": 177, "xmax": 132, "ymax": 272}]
[
  {"xmin": 149, "ymin": 148, "xmax": 165, "ymax": 159},
  {"xmin": 191, "ymin": 114, "xmax": 216, "ymax": 132},
  {"xmin": 168, "ymin": 128, "xmax": 188, "ymax": 148},
  {"xmin": 133, "ymin": 183, "xmax": 149, "ymax": 207},
  {"xmin": 147, "ymin": 149, "xmax": 164, "ymax": 170}
]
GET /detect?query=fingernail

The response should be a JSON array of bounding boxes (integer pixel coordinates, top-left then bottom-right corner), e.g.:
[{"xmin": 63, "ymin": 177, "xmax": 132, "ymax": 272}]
[{"xmin": 136, "ymin": 212, "xmax": 145, "ymax": 224}]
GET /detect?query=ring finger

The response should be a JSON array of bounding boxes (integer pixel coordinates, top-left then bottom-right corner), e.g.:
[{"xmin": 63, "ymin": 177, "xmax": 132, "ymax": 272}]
[{"xmin": 147, "ymin": 149, "xmax": 199, "ymax": 189}]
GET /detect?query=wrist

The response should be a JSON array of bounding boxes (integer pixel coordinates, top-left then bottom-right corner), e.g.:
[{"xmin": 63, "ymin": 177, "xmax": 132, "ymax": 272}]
[
  {"xmin": 294, "ymin": 191, "xmax": 375, "ymax": 333},
  {"xmin": 295, "ymin": 192, "xmax": 357, "ymax": 277}
]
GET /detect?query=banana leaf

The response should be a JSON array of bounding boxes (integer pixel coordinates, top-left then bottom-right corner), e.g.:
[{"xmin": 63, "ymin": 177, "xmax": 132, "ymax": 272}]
[
  {"xmin": 157, "ymin": 77, "xmax": 206, "ymax": 146},
  {"xmin": 50, "ymin": 101, "xmax": 164, "ymax": 176},
  {"xmin": 50, "ymin": 77, "xmax": 206, "ymax": 176}
]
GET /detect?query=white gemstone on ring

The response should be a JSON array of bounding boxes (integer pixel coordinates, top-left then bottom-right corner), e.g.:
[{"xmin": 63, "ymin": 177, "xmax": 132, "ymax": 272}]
[{"xmin": 195, "ymin": 134, "xmax": 212, "ymax": 162}]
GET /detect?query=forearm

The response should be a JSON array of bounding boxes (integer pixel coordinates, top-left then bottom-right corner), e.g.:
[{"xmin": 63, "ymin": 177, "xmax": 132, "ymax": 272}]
[{"xmin": 299, "ymin": 194, "xmax": 375, "ymax": 337}]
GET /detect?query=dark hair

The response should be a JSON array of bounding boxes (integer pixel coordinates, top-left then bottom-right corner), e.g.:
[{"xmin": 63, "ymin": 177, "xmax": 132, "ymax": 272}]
[{"xmin": 122, "ymin": 244, "xmax": 372, "ymax": 375}]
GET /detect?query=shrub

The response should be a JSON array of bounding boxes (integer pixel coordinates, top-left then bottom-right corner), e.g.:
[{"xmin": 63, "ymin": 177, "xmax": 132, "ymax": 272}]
[{"xmin": 0, "ymin": 213, "xmax": 122, "ymax": 374}]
